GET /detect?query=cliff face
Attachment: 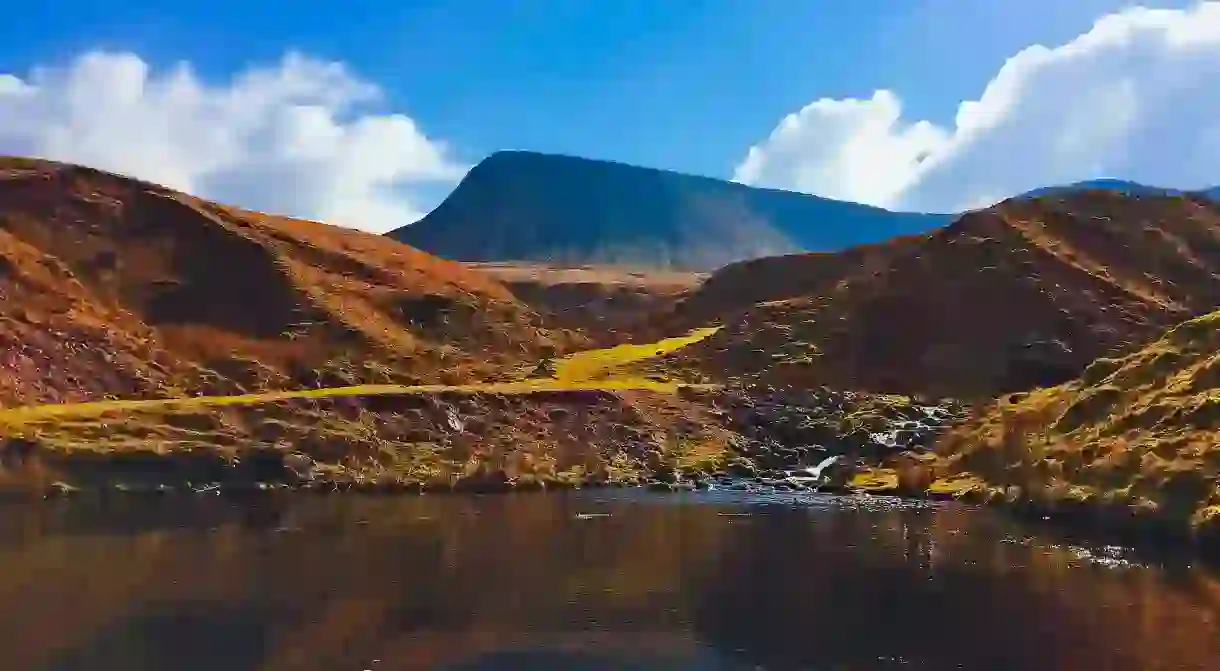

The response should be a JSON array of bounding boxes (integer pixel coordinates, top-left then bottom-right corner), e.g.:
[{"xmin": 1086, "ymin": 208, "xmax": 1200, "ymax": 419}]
[{"xmin": 387, "ymin": 151, "xmax": 951, "ymax": 270}]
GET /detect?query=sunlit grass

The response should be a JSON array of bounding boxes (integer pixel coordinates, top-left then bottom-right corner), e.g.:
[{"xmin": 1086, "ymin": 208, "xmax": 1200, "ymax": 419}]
[
  {"xmin": 551, "ymin": 327, "xmax": 720, "ymax": 383},
  {"xmin": 848, "ymin": 468, "xmax": 899, "ymax": 493},
  {"xmin": 0, "ymin": 327, "xmax": 723, "ymax": 426}
]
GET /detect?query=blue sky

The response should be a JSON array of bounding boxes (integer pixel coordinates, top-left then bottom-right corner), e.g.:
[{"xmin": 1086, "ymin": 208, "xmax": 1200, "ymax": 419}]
[
  {"xmin": 6, "ymin": 0, "xmax": 1188, "ymax": 177},
  {"xmin": 2, "ymin": 0, "xmax": 1216, "ymax": 229}
]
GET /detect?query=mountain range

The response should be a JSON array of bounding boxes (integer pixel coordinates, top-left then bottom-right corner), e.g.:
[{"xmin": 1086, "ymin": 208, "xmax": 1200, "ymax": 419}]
[
  {"xmin": 389, "ymin": 152, "xmax": 1220, "ymax": 270},
  {"xmin": 3, "ymin": 153, "xmax": 1220, "ymax": 544},
  {"xmin": 1018, "ymin": 178, "xmax": 1220, "ymax": 200},
  {"xmin": 388, "ymin": 151, "xmax": 953, "ymax": 270}
]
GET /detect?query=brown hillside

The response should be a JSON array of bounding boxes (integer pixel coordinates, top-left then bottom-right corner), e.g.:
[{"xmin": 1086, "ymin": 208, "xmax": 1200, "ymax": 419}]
[
  {"xmin": 0, "ymin": 157, "xmax": 569, "ymax": 405},
  {"xmin": 467, "ymin": 262, "xmax": 706, "ymax": 342},
  {"xmin": 659, "ymin": 191, "xmax": 1220, "ymax": 398},
  {"xmin": 936, "ymin": 308, "xmax": 1220, "ymax": 545}
]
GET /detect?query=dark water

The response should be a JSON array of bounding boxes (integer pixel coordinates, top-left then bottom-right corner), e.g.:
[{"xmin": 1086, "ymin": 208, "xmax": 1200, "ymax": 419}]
[{"xmin": 1, "ymin": 490, "xmax": 1219, "ymax": 671}]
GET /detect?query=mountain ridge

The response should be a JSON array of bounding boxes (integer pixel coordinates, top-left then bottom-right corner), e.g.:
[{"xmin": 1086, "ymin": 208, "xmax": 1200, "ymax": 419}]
[
  {"xmin": 388, "ymin": 150, "xmax": 953, "ymax": 270},
  {"xmin": 1018, "ymin": 178, "xmax": 1220, "ymax": 200},
  {"xmin": 391, "ymin": 151, "xmax": 1220, "ymax": 270},
  {"xmin": 647, "ymin": 189, "xmax": 1220, "ymax": 398}
]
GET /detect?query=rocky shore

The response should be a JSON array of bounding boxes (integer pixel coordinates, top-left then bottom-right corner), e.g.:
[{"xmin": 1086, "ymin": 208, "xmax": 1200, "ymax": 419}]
[
  {"xmin": 649, "ymin": 384, "xmax": 970, "ymax": 492},
  {"xmin": 0, "ymin": 385, "xmax": 970, "ymax": 500}
]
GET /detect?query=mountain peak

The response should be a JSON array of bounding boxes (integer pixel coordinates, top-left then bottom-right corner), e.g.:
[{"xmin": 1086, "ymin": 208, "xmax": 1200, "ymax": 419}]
[{"xmin": 389, "ymin": 153, "xmax": 950, "ymax": 270}]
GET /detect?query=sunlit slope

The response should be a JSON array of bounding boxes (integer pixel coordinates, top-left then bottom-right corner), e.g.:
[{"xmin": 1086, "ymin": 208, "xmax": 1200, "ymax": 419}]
[
  {"xmin": 0, "ymin": 327, "xmax": 721, "ymax": 426},
  {"xmin": 0, "ymin": 327, "xmax": 732, "ymax": 492},
  {"xmin": 551, "ymin": 327, "xmax": 721, "ymax": 383},
  {"xmin": 0, "ymin": 156, "xmax": 572, "ymax": 407},
  {"xmin": 654, "ymin": 191, "xmax": 1220, "ymax": 398},
  {"xmin": 935, "ymin": 309, "xmax": 1220, "ymax": 544}
]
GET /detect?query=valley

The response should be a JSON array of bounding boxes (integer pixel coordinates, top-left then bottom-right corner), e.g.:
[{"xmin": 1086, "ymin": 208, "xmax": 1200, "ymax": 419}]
[{"xmin": 1, "ymin": 154, "xmax": 1220, "ymax": 558}]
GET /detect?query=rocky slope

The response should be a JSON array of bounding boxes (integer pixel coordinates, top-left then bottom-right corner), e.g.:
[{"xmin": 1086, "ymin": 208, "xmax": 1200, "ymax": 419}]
[
  {"xmin": 936, "ymin": 308, "xmax": 1220, "ymax": 547},
  {"xmin": 654, "ymin": 190, "xmax": 1220, "ymax": 399},
  {"xmin": 387, "ymin": 151, "xmax": 950, "ymax": 270},
  {"xmin": 0, "ymin": 377, "xmax": 966, "ymax": 497},
  {"xmin": 0, "ymin": 157, "xmax": 574, "ymax": 406}
]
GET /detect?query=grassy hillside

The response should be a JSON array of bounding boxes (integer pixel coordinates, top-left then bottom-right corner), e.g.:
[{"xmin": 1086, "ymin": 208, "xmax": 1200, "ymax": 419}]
[
  {"xmin": 0, "ymin": 156, "xmax": 578, "ymax": 406},
  {"xmin": 388, "ymin": 151, "xmax": 950, "ymax": 270},
  {"xmin": 466, "ymin": 263, "xmax": 705, "ymax": 341},
  {"xmin": 0, "ymin": 321, "xmax": 729, "ymax": 494},
  {"xmin": 651, "ymin": 190, "xmax": 1220, "ymax": 398},
  {"xmin": 936, "ymin": 308, "xmax": 1220, "ymax": 547}
]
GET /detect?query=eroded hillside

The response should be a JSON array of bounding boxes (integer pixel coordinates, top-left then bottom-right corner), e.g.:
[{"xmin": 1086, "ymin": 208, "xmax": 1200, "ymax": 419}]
[{"xmin": 654, "ymin": 191, "xmax": 1220, "ymax": 398}]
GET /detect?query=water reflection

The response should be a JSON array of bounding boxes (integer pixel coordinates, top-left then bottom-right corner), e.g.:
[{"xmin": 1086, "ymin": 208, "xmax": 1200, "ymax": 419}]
[{"xmin": 0, "ymin": 491, "xmax": 1216, "ymax": 670}]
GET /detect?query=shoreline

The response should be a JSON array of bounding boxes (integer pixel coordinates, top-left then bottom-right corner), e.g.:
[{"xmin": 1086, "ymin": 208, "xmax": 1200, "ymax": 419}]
[{"xmin": 5, "ymin": 470, "xmax": 1218, "ymax": 563}]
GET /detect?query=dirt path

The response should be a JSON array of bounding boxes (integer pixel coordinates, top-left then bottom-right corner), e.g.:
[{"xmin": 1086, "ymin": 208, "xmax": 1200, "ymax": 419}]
[{"xmin": 0, "ymin": 327, "xmax": 722, "ymax": 424}]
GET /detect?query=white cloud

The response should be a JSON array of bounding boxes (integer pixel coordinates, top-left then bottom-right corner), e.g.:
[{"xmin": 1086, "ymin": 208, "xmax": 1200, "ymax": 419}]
[
  {"xmin": 0, "ymin": 51, "xmax": 465, "ymax": 231},
  {"xmin": 735, "ymin": 2, "xmax": 1220, "ymax": 212}
]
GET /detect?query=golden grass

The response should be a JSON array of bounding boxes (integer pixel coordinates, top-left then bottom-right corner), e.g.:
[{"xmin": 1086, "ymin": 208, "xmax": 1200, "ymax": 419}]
[
  {"xmin": 936, "ymin": 309, "xmax": 1220, "ymax": 543},
  {"xmin": 925, "ymin": 473, "xmax": 987, "ymax": 498},
  {"xmin": 0, "ymin": 328, "xmax": 722, "ymax": 427},
  {"xmin": 848, "ymin": 468, "xmax": 900, "ymax": 493},
  {"xmin": 0, "ymin": 380, "xmax": 711, "ymax": 425},
  {"xmin": 550, "ymin": 327, "xmax": 720, "ymax": 383},
  {"xmin": 0, "ymin": 326, "xmax": 741, "ymax": 494}
]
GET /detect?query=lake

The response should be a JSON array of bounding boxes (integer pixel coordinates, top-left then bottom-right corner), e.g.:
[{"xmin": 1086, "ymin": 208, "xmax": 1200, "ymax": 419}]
[{"xmin": 0, "ymin": 488, "xmax": 1218, "ymax": 670}]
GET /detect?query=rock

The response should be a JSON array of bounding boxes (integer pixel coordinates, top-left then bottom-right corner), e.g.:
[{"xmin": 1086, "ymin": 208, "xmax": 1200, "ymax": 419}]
[
  {"xmin": 726, "ymin": 457, "xmax": 758, "ymax": 477},
  {"xmin": 0, "ymin": 437, "xmax": 41, "ymax": 469},
  {"xmin": 46, "ymin": 481, "xmax": 79, "ymax": 497},
  {"xmin": 455, "ymin": 469, "xmax": 512, "ymax": 493},
  {"xmin": 842, "ymin": 428, "xmax": 873, "ymax": 450},
  {"xmin": 821, "ymin": 460, "xmax": 859, "ymax": 488},
  {"xmin": 284, "ymin": 453, "xmax": 315, "ymax": 479},
  {"xmin": 531, "ymin": 359, "xmax": 557, "ymax": 377},
  {"xmin": 653, "ymin": 467, "xmax": 678, "ymax": 484}
]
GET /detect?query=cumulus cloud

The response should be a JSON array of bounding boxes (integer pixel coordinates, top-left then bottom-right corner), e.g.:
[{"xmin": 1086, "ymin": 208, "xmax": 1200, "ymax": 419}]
[
  {"xmin": 735, "ymin": 2, "xmax": 1220, "ymax": 212},
  {"xmin": 0, "ymin": 51, "xmax": 464, "ymax": 231}
]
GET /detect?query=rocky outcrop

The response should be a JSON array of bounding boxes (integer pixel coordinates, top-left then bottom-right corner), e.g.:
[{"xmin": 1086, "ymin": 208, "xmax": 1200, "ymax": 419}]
[{"xmin": 663, "ymin": 384, "xmax": 969, "ymax": 492}]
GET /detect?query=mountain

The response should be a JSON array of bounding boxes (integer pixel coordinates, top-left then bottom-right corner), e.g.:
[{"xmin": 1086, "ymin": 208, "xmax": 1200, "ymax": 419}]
[
  {"xmin": 1017, "ymin": 179, "xmax": 1183, "ymax": 199},
  {"xmin": 0, "ymin": 156, "xmax": 567, "ymax": 406},
  {"xmin": 651, "ymin": 190, "xmax": 1220, "ymax": 398},
  {"xmin": 0, "ymin": 156, "xmax": 769, "ymax": 497},
  {"xmin": 387, "ymin": 151, "xmax": 952, "ymax": 270},
  {"xmin": 1019, "ymin": 179, "xmax": 1220, "ymax": 201}
]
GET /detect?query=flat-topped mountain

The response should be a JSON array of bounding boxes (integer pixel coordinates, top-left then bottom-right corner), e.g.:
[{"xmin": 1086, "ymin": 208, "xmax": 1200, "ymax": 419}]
[{"xmin": 387, "ymin": 151, "xmax": 952, "ymax": 270}]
